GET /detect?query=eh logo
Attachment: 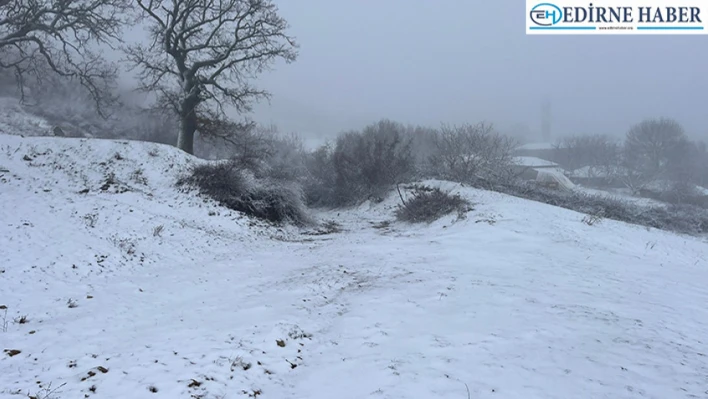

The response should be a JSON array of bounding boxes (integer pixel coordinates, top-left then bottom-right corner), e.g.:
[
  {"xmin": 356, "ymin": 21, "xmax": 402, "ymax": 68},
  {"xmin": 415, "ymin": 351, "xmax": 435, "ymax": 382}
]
[{"xmin": 530, "ymin": 3, "xmax": 563, "ymax": 26}]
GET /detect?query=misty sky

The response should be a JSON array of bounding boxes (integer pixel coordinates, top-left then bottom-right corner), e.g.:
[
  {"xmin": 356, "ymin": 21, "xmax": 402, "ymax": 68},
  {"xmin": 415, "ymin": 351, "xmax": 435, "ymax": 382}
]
[{"xmin": 122, "ymin": 0, "xmax": 708, "ymax": 143}]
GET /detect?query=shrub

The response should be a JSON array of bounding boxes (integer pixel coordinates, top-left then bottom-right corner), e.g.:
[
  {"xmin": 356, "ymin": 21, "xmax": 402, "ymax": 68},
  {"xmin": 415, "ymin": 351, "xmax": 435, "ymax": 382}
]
[
  {"xmin": 492, "ymin": 179, "xmax": 708, "ymax": 235},
  {"xmin": 427, "ymin": 123, "xmax": 517, "ymax": 186},
  {"xmin": 237, "ymin": 180, "xmax": 311, "ymax": 226},
  {"xmin": 624, "ymin": 117, "xmax": 687, "ymax": 179},
  {"xmin": 331, "ymin": 120, "xmax": 415, "ymax": 205},
  {"xmin": 552, "ymin": 134, "xmax": 621, "ymax": 172},
  {"xmin": 178, "ymin": 162, "xmax": 248, "ymax": 200},
  {"xmin": 404, "ymin": 125, "xmax": 440, "ymax": 178},
  {"xmin": 302, "ymin": 143, "xmax": 338, "ymax": 207},
  {"xmin": 194, "ymin": 116, "xmax": 271, "ymax": 164},
  {"xmin": 257, "ymin": 132, "xmax": 309, "ymax": 183},
  {"xmin": 194, "ymin": 118, "xmax": 311, "ymax": 186},
  {"xmin": 177, "ymin": 161, "xmax": 312, "ymax": 226},
  {"xmin": 395, "ymin": 185, "xmax": 472, "ymax": 223},
  {"xmin": 636, "ymin": 181, "xmax": 708, "ymax": 208}
]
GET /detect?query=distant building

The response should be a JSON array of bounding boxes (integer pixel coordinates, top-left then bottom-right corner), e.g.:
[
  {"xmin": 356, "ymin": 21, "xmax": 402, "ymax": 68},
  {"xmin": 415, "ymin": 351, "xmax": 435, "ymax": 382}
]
[
  {"xmin": 566, "ymin": 165, "xmax": 627, "ymax": 188},
  {"xmin": 511, "ymin": 156, "xmax": 575, "ymax": 191},
  {"xmin": 514, "ymin": 142, "xmax": 557, "ymax": 162}
]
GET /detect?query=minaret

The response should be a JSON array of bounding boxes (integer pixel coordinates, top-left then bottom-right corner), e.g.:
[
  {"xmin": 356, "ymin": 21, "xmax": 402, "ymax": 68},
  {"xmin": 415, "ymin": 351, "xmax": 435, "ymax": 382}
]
[{"xmin": 541, "ymin": 97, "xmax": 551, "ymax": 143}]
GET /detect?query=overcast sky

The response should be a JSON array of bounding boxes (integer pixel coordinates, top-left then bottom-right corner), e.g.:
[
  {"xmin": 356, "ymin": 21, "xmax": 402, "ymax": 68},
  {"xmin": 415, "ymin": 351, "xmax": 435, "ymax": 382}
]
[{"xmin": 123, "ymin": 1, "xmax": 708, "ymax": 143}]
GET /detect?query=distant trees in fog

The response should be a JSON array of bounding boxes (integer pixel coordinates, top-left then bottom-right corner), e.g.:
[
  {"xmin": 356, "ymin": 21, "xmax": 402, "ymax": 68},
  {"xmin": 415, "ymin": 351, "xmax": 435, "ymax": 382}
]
[
  {"xmin": 556, "ymin": 117, "xmax": 708, "ymax": 203},
  {"xmin": 0, "ymin": 0, "xmax": 131, "ymax": 115},
  {"xmin": 0, "ymin": 0, "xmax": 298, "ymax": 155}
]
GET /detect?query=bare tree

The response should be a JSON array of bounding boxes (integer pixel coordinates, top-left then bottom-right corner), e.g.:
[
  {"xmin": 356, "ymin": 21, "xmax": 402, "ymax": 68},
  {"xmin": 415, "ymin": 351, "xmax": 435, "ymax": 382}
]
[
  {"xmin": 689, "ymin": 141, "xmax": 708, "ymax": 188},
  {"xmin": 125, "ymin": 0, "xmax": 298, "ymax": 154},
  {"xmin": 405, "ymin": 125, "xmax": 438, "ymax": 177},
  {"xmin": 196, "ymin": 111, "xmax": 272, "ymax": 164},
  {"xmin": 553, "ymin": 134, "xmax": 620, "ymax": 173},
  {"xmin": 624, "ymin": 118, "xmax": 687, "ymax": 178},
  {"xmin": 616, "ymin": 117, "xmax": 690, "ymax": 195},
  {"xmin": 428, "ymin": 122, "xmax": 518, "ymax": 185},
  {"xmin": 332, "ymin": 120, "xmax": 415, "ymax": 204},
  {"xmin": 0, "ymin": 0, "xmax": 129, "ymax": 115}
]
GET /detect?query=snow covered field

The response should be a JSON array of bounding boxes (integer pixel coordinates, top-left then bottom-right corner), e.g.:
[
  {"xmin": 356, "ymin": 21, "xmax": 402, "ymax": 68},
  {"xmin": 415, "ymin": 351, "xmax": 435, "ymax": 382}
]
[{"xmin": 2, "ymin": 134, "xmax": 708, "ymax": 399}]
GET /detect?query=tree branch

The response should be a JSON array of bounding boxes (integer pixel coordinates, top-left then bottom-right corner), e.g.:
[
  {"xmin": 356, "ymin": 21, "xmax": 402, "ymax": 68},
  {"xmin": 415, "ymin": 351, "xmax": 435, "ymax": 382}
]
[
  {"xmin": 128, "ymin": 0, "xmax": 298, "ymax": 118},
  {"xmin": 0, "ymin": 0, "xmax": 131, "ymax": 117}
]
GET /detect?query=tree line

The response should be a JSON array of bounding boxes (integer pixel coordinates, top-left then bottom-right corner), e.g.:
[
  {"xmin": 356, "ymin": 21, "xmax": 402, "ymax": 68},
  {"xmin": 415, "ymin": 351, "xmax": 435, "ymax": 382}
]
[
  {"xmin": 2, "ymin": 0, "xmax": 706, "ymax": 205},
  {"xmin": 552, "ymin": 118, "xmax": 708, "ymax": 201}
]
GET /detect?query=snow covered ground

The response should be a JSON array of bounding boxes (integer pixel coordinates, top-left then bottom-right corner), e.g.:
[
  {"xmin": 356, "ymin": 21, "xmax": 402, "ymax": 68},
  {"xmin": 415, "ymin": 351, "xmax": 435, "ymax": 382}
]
[
  {"xmin": 2, "ymin": 133, "xmax": 708, "ymax": 399},
  {"xmin": 0, "ymin": 98, "xmax": 54, "ymax": 138}
]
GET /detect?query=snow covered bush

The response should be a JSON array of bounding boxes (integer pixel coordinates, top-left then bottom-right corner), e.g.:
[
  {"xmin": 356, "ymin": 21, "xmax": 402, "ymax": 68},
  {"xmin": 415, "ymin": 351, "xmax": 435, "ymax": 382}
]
[
  {"xmin": 178, "ymin": 161, "xmax": 248, "ymax": 201},
  {"xmin": 239, "ymin": 180, "xmax": 312, "ymax": 226},
  {"xmin": 177, "ymin": 161, "xmax": 312, "ymax": 226},
  {"xmin": 395, "ymin": 185, "xmax": 472, "ymax": 223},
  {"xmin": 194, "ymin": 118, "xmax": 312, "ymax": 188}
]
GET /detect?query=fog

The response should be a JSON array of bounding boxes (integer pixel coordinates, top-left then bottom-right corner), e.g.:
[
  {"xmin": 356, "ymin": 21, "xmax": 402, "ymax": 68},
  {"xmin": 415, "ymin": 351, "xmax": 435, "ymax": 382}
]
[
  {"xmin": 114, "ymin": 0, "xmax": 703, "ymax": 142},
  {"xmin": 104, "ymin": 1, "xmax": 708, "ymax": 143}
]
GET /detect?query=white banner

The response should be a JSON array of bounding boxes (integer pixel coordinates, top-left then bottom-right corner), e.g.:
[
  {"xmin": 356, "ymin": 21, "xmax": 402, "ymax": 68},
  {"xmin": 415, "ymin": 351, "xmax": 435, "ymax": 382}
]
[{"xmin": 526, "ymin": 0, "xmax": 707, "ymax": 34}]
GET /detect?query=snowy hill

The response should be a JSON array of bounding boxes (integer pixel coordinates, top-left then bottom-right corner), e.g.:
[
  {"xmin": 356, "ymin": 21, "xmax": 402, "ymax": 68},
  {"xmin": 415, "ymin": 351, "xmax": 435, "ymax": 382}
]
[
  {"xmin": 0, "ymin": 98, "xmax": 55, "ymax": 137},
  {"xmin": 2, "ymin": 134, "xmax": 708, "ymax": 399}
]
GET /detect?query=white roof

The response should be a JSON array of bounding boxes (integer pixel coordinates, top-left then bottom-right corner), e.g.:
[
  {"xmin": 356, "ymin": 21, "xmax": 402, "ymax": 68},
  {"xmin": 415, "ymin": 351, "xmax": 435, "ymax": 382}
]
[{"xmin": 536, "ymin": 168, "xmax": 576, "ymax": 190}]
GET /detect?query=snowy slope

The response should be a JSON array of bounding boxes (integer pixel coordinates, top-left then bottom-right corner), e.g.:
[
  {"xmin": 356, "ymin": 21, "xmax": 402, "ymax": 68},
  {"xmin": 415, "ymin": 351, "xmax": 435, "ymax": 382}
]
[
  {"xmin": 2, "ymin": 134, "xmax": 708, "ymax": 399},
  {"xmin": 0, "ymin": 98, "xmax": 54, "ymax": 137}
]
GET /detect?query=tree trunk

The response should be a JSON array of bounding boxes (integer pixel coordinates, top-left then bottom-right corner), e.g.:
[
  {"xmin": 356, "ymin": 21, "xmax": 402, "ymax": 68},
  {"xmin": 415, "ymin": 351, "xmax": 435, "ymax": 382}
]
[{"xmin": 177, "ymin": 103, "xmax": 198, "ymax": 155}]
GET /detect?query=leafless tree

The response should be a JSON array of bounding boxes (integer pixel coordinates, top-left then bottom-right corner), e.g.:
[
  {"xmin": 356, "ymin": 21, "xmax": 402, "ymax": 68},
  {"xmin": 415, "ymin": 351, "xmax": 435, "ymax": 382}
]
[
  {"xmin": 616, "ymin": 117, "xmax": 689, "ymax": 195},
  {"xmin": 617, "ymin": 164, "xmax": 653, "ymax": 195},
  {"xmin": 552, "ymin": 134, "xmax": 620, "ymax": 174},
  {"xmin": 689, "ymin": 141, "xmax": 708, "ymax": 188},
  {"xmin": 658, "ymin": 139, "xmax": 708, "ymax": 204},
  {"xmin": 0, "ymin": 0, "xmax": 130, "ymax": 116},
  {"xmin": 624, "ymin": 118, "xmax": 686, "ymax": 178},
  {"xmin": 332, "ymin": 120, "xmax": 415, "ymax": 202},
  {"xmin": 429, "ymin": 122, "xmax": 518, "ymax": 185},
  {"xmin": 404, "ymin": 125, "xmax": 438, "ymax": 177},
  {"xmin": 196, "ymin": 111, "xmax": 274, "ymax": 164},
  {"xmin": 125, "ymin": 0, "xmax": 298, "ymax": 155}
]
